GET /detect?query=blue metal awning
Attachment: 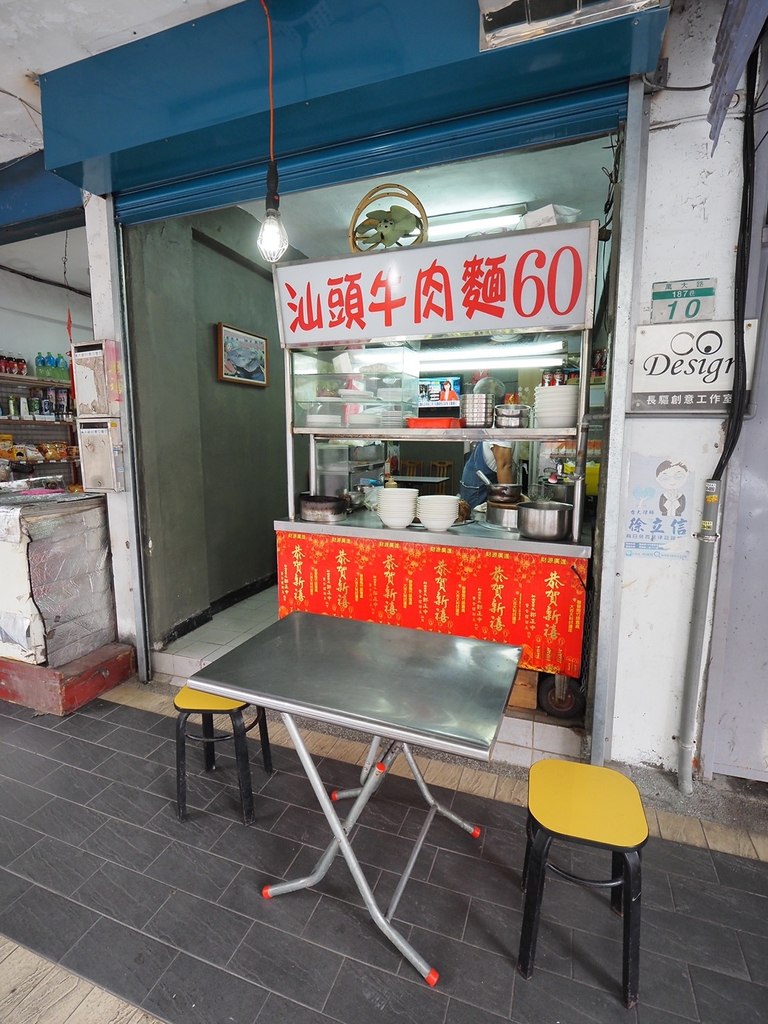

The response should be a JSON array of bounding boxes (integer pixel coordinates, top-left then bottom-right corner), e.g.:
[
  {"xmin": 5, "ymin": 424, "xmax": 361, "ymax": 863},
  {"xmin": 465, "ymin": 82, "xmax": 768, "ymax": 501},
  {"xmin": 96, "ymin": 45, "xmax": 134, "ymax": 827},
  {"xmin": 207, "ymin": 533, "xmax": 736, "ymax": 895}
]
[
  {"xmin": 0, "ymin": 152, "xmax": 84, "ymax": 242},
  {"xmin": 38, "ymin": 0, "xmax": 669, "ymax": 222}
]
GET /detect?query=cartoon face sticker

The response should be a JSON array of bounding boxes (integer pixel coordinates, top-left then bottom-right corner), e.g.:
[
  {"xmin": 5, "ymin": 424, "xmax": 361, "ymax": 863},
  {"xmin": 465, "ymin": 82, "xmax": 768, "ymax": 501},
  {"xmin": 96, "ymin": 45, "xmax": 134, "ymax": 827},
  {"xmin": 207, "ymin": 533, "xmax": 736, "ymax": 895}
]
[{"xmin": 656, "ymin": 460, "xmax": 688, "ymax": 516}]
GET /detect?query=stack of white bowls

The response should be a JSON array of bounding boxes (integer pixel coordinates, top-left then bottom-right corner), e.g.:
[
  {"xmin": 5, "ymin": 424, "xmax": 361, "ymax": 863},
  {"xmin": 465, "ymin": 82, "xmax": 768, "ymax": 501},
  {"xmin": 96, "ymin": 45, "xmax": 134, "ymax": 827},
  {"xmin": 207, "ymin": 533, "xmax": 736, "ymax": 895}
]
[
  {"xmin": 417, "ymin": 494, "xmax": 460, "ymax": 532},
  {"xmin": 377, "ymin": 487, "xmax": 418, "ymax": 528},
  {"xmin": 534, "ymin": 385, "xmax": 579, "ymax": 427}
]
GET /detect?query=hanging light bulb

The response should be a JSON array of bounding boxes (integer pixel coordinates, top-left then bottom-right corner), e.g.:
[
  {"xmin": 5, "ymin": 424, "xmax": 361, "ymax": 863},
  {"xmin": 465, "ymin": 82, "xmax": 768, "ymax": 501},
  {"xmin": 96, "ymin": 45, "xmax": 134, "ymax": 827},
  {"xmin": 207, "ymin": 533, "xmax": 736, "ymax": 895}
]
[
  {"xmin": 256, "ymin": 0, "xmax": 289, "ymax": 264},
  {"xmin": 258, "ymin": 159, "xmax": 289, "ymax": 262}
]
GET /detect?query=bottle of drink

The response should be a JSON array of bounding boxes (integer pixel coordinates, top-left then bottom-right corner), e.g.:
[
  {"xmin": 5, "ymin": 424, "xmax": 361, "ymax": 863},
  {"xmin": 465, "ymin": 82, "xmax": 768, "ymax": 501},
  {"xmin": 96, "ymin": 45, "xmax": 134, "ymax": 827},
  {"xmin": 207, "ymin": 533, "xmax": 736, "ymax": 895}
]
[
  {"xmin": 55, "ymin": 353, "xmax": 68, "ymax": 381},
  {"xmin": 0, "ymin": 354, "xmax": 7, "ymax": 374},
  {"xmin": 7, "ymin": 355, "xmax": 17, "ymax": 375},
  {"xmin": 45, "ymin": 351, "xmax": 56, "ymax": 379},
  {"xmin": 35, "ymin": 352, "xmax": 45, "ymax": 376},
  {"xmin": 17, "ymin": 355, "xmax": 27, "ymax": 376}
]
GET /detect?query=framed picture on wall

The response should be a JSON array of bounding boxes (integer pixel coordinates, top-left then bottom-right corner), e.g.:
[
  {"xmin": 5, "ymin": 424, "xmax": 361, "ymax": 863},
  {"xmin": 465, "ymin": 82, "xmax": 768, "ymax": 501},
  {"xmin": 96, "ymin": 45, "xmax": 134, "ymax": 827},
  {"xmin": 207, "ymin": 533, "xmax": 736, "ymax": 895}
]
[{"xmin": 217, "ymin": 323, "xmax": 268, "ymax": 386}]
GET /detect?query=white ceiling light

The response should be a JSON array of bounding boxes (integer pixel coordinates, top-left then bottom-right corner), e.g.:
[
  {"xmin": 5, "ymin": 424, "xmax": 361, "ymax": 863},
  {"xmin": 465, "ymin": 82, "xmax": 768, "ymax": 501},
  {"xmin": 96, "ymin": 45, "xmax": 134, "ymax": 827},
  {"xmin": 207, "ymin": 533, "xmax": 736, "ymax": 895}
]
[
  {"xmin": 419, "ymin": 338, "xmax": 564, "ymax": 364},
  {"xmin": 422, "ymin": 354, "xmax": 565, "ymax": 371},
  {"xmin": 427, "ymin": 203, "xmax": 528, "ymax": 242}
]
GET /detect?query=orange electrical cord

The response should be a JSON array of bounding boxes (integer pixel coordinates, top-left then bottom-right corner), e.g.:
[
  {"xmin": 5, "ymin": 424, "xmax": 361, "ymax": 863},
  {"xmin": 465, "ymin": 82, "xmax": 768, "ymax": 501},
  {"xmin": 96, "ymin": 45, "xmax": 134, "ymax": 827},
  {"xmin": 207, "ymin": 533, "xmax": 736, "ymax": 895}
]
[{"xmin": 259, "ymin": 0, "xmax": 275, "ymax": 163}]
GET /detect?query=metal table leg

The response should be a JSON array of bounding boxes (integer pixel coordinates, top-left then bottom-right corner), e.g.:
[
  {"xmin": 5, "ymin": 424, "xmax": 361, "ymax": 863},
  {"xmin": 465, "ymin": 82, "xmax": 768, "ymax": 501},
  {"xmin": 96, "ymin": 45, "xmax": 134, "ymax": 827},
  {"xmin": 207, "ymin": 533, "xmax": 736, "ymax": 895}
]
[{"xmin": 262, "ymin": 714, "xmax": 440, "ymax": 986}]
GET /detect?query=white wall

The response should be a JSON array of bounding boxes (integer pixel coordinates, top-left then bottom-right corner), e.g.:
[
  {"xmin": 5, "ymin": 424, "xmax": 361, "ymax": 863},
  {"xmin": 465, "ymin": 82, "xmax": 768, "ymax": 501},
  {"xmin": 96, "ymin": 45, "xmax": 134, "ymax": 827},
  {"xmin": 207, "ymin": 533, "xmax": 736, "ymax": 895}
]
[
  {"xmin": 0, "ymin": 268, "xmax": 92, "ymax": 369},
  {"xmin": 608, "ymin": 0, "xmax": 742, "ymax": 768}
]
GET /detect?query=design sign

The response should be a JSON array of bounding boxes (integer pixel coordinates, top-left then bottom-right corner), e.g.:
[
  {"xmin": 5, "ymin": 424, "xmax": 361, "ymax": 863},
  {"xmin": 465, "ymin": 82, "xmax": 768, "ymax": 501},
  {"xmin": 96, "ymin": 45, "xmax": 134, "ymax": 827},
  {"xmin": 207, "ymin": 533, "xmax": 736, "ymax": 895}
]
[
  {"xmin": 631, "ymin": 320, "xmax": 757, "ymax": 413},
  {"xmin": 274, "ymin": 222, "xmax": 599, "ymax": 346}
]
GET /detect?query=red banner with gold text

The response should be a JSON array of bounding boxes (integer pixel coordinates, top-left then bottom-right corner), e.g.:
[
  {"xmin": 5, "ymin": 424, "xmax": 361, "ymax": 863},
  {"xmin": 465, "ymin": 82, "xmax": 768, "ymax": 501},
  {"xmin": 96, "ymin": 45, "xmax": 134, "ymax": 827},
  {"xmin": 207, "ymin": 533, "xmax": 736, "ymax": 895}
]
[{"xmin": 276, "ymin": 532, "xmax": 587, "ymax": 678}]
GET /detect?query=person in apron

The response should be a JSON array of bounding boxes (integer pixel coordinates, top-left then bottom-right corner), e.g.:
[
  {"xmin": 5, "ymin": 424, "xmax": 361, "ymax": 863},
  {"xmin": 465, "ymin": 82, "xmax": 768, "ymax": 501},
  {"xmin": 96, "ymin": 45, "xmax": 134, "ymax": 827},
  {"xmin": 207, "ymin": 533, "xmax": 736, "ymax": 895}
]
[{"xmin": 459, "ymin": 441, "xmax": 515, "ymax": 510}]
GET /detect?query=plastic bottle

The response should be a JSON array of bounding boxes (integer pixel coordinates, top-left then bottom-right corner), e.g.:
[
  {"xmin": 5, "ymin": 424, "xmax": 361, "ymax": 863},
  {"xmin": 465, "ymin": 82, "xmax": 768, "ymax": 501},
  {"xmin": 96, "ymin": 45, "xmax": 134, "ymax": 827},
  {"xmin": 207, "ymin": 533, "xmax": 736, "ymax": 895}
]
[
  {"xmin": 0, "ymin": 354, "xmax": 7, "ymax": 374},
  {"xmin": 35, "ymin": 352, "xmax": 45, "ymax": 376},
  {"xmin": 45, "ymin": 351, "xmax": 56, "ymax": 379},
  {"xmin": 17, "ymin": 355, "xmax": 27, "ymax": 376},
  {"xmin": 55, "ymin": 353, "xmax": 68, "ymax": 381}
]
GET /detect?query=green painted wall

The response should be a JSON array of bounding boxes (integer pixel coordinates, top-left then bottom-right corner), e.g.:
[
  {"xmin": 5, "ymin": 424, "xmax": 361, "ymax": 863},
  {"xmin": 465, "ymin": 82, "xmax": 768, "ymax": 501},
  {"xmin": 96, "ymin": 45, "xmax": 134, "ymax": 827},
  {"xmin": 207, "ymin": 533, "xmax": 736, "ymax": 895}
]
[{"xmin": 124, "ymin": 206, "xmax": 287, "ymax": 645}]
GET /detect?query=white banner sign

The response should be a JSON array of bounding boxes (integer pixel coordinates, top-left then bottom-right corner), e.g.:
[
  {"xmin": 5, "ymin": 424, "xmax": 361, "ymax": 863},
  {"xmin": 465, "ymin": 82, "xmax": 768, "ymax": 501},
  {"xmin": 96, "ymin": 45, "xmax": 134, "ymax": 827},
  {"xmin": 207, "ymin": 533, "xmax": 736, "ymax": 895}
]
[
  {"xmin": 631, "ymin": 320, "xmax": 757, "ymax": 413},
  {"xmin": 274, "ymin": 221, "xmax": 598, "ymax": 347}
]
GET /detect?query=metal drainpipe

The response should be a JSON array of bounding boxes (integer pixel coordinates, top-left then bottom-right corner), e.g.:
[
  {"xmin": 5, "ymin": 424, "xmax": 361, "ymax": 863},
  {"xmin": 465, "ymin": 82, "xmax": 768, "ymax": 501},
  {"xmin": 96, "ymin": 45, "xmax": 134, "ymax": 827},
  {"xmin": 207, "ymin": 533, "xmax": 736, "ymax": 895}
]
[{"xmin": 677, "ymin": 479, "xmax": 721, "ymax": 794}]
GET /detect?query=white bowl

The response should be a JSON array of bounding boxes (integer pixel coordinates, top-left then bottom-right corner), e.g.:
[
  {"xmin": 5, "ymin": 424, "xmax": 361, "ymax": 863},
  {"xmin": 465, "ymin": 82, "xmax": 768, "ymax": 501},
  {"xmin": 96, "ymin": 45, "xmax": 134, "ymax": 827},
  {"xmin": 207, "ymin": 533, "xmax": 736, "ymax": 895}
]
[
  {"xmin": 378, "ymin": 511, "xmax": 415, "ymax": 529},
  {"xmin": 419, "ymin": 518, "xmax": 457, "ymax": 532},
  {"xmin": 380, "ymin": 489, "xmax": 417, "ymax": 501},
  {"xmin": 417, "ymin": 495, "xmax": 459, "ymax": 507},
  {"xmin": 535, "ymin": 394, "xmax": 579, "ymax": 408},
  {"xmin": 378, "ymin": 500, "xmax": 418, "ymax": 513},
  {"xmin": 419, "ymin": 506, "xmax": 457, "ymax": 517},
  {"xmin": 536, "ymin": 389, "xmax": 579, "ymax": 400},
  {"xmin": 535, "ymin": 403, "xmax": 578, "ymax": 416}
]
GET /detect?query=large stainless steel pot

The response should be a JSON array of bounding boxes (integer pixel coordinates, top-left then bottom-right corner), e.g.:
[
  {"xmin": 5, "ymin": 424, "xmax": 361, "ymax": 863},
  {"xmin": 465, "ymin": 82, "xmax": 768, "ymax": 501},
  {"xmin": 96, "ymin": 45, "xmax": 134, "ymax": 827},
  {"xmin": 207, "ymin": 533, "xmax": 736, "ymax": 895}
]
[
  {"xmin": 299, "ymin": 494, "xmax": 347, "ymax": 523},
  {"xmin": 487, "ymin": 483, "xmax": 523, "ymax": 504},
  {"xmin": 476, "ymin": 470, "xmax": 522, "ymax": 505},
  {"xmin": 517, "ymin": 500, "xmax": 573, "ymax": 541},
  {"xmin": 486, "ymin": 501, "xmax": 518, "ymax": 530},
  {"xmin": 494, "ymin": 404, "xmax": 530, "ymax": 428}
]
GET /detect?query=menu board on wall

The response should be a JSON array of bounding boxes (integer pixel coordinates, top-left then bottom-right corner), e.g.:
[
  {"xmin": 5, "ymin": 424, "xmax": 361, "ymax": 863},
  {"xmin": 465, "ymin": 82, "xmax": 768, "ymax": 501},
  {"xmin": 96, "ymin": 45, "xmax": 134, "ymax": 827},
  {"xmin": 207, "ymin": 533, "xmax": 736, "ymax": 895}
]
[{"xmin": 274, "ymin": 221, "xmax": 599, "ymax": 347}]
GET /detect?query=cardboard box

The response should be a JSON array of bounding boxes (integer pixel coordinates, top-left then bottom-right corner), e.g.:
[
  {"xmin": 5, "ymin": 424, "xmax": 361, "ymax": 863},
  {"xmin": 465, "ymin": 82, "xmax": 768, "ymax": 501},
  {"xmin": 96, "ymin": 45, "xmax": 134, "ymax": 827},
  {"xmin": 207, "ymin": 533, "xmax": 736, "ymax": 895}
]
[{"xmin": 508, "ymin": 668, "xmax": 539, "ymax": 710}]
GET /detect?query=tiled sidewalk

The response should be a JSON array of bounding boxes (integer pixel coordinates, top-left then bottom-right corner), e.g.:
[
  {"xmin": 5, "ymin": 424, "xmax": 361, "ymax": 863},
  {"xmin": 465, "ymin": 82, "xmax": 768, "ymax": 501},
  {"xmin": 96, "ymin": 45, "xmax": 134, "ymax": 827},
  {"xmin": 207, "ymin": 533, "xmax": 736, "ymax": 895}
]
[{"xmin": 1, "ymin": 690, "xmax": 768, "ymax": 1023}]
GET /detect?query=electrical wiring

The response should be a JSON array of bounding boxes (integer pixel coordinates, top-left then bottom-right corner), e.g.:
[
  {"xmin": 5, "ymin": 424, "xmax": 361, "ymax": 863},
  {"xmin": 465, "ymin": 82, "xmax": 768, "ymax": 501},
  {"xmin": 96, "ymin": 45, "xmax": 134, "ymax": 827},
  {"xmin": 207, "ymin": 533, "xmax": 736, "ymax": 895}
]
[
  {"xmin": 0, "ymin": 86, "xmax": 42, "ymax": 135},
  {"xmin": 712, "ymin": 46, "xmax": 758, "ymax": 481},
  {"xmin": 641, "ymin": 74, "xmax": 712, "ymax": 92}
]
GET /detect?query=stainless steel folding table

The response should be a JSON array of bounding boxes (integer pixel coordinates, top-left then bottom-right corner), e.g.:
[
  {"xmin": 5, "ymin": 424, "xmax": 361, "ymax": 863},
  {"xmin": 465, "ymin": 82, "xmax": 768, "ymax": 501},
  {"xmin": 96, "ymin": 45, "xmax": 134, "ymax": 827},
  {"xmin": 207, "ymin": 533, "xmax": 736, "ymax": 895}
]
[{"xmin": 187, "ymin": 611, "xmax": 521, "ymax": 986}]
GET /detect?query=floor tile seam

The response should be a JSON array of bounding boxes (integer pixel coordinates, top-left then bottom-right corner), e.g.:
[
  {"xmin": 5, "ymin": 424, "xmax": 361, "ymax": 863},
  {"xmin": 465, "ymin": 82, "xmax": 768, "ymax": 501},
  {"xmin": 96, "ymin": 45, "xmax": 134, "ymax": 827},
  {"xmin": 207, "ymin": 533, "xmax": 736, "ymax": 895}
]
[
  {"xmin": 634, "ymin": 925, "xmax": 753, "ymax": 983},
  {"xmin": 20, "ymin": 782, "xmax": 252, "ymax": 880},
  {"xmin": 303, "ymin": 935, "xmax": 372, "ymax": 1021},
  {"xmin": 18, "ymin": 878, "xmax": 260, "ymax": 1008},
  {"xmin": 734, "ymin": 930, "xmax": 768, "ymax": 989},
  {"xmin": 223, "ymin": 914, "xmax": 350, "ymax": 993},
  {"xmin": 58, "ymin": 939, "xmax": 177, "ymax": 1024},
  {"xmin": 96, "ymin": 690, "xmax": 768, "ymax": 864},
  {"xmin": 667, "ymin": 857, "xmax": 768, "ymax": 898},
  {"xmin": 8, "ymin": 960, "xmax": 99, "ymax": 1024},
  {"xmin": 0, "ymin": 941, "xmax": 106, "ymax": 1024},
  {"xmin": 1, "ymin": 856, "xmax": 130, "ymax": 924},
  {"xmin": 138, "ymin": 949, "xmax": 266, "ymax": 1024}
]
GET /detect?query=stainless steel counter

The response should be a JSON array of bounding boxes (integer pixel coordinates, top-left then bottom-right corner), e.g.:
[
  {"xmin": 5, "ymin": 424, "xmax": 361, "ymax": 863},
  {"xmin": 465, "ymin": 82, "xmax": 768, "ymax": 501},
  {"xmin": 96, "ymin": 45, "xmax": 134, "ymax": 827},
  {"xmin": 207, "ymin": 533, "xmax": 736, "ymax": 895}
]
[{"xmin": 275, "ymin": 510, "xmax": 592, "ymax": 559}]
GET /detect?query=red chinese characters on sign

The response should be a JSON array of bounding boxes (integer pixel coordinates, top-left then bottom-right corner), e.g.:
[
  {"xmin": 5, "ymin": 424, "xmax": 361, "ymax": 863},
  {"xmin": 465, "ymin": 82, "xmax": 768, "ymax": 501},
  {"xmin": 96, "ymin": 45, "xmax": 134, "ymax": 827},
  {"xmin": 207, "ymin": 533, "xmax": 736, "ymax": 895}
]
[
  {"xmin": 276, "ymin": 533, "xmax": 587, "ymax": 677},
  {"xmin": 414, "ymin": 260, "xmax": 454, "ymax": 324},
  {"xmin": 277, "ymin": 226, "xmax": 595, "ymax": 342},
  {"xmin": 327, "ymin": 274, "xmax": 366, "ymax": 331},
  {"xmin": 462, "ymin": 255, "xmax": 507, "ymax": 319},
  {"xmin": 285, "ymin": 282, "xmax": 323, "ymax": 333}
]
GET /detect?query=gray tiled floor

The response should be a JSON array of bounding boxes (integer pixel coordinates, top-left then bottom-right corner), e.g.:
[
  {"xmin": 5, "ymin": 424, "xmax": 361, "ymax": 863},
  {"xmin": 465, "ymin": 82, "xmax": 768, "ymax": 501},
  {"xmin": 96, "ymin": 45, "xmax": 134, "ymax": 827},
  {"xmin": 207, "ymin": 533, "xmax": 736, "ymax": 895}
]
[{"xmin": 0, "ymin": 695, "xmax": 767, "ymax": 1023}]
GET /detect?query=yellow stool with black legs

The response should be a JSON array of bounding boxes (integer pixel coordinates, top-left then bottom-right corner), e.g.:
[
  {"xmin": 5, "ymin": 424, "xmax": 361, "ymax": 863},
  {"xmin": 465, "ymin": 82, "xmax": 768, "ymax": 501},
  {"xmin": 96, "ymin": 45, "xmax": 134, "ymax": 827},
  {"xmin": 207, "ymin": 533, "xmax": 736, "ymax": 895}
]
[
  {"xmin": 174, "ymin": 684, "xmax": 273, "ymax": 826},
  {"xmin": 517, "ymin": 759, "xmax": 649, "ymax": 1008}
]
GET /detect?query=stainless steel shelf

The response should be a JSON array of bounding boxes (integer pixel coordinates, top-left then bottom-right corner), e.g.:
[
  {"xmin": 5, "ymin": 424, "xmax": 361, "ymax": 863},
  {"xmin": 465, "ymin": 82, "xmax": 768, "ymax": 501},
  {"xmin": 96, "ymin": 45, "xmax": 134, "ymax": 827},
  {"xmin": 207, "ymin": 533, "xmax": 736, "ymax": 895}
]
[{"xmin": 294, "ymin": 426, "xmax": 578, "ymax": 442}]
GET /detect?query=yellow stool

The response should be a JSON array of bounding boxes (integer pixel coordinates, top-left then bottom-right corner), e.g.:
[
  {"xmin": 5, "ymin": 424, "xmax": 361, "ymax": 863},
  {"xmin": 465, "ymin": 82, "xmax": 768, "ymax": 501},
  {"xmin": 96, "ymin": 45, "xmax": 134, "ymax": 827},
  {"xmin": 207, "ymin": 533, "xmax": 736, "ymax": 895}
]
[
  {"xmin": 517, "ymin": 759, "xmax": 649, "ymax": 1008},
  {"xmin": 174, "ymin": 684, "xmax": 272, "ymax": 826}
]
